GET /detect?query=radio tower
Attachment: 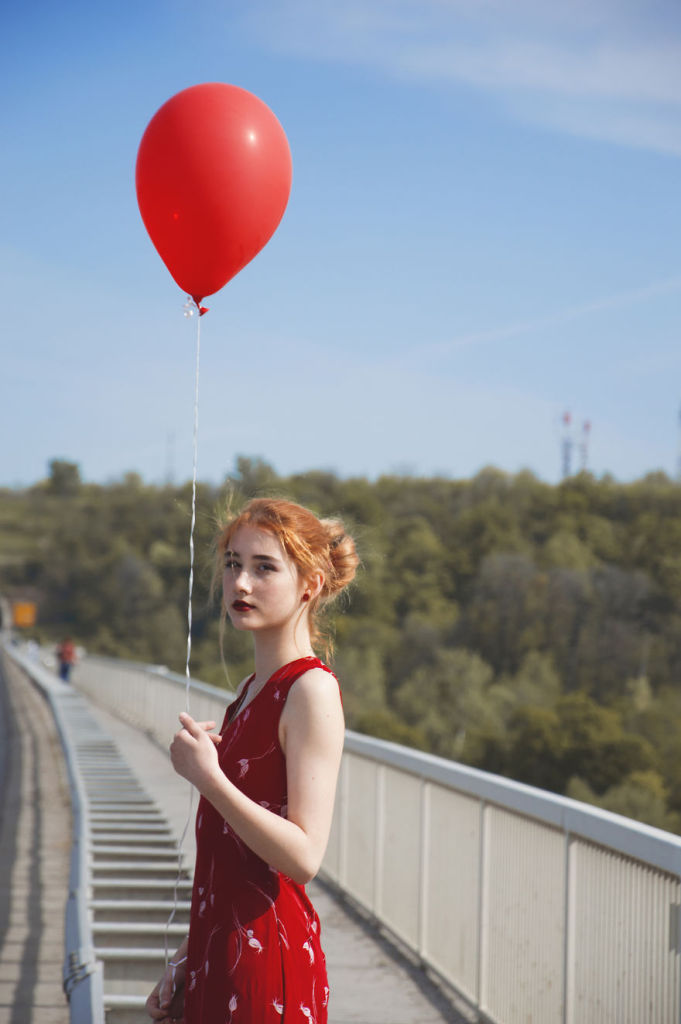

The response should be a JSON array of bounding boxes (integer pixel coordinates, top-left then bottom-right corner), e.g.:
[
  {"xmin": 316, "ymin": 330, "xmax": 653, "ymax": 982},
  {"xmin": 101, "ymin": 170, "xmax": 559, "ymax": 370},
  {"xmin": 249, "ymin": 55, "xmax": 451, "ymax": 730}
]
[
  {"xmin": 561, "ymin": 411, "xmax": 573, "ymax": 478},
  {"xmin": 579, "ymin": 420, "xmax": 591, "ymax": 472},
  {"xmin": 677, "ymin": 403, "xmax": 681, "ymax": 482}
]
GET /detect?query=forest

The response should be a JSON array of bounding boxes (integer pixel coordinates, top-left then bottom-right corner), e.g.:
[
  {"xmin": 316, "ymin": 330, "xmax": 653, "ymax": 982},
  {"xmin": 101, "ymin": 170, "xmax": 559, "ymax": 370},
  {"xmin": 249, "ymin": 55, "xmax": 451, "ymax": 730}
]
[{"xmin": 3, "ymin": 455, "xmax": 681, "ymax": 834}]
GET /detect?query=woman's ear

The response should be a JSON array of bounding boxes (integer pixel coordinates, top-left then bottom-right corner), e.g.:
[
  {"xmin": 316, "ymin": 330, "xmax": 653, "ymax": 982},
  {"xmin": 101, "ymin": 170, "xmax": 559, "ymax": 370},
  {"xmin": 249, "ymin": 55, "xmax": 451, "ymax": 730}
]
[{"xmin": 302, "ymin": 570, "xmax": 324, "ymax": 602}]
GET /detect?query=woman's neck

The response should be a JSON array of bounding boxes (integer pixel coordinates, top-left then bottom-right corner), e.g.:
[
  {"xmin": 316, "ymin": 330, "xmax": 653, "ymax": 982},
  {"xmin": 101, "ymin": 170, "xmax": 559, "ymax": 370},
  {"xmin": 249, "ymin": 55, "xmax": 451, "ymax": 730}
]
[{"xmin": 251, "ymin": 631, "xmax": 315, "ymax": 685}]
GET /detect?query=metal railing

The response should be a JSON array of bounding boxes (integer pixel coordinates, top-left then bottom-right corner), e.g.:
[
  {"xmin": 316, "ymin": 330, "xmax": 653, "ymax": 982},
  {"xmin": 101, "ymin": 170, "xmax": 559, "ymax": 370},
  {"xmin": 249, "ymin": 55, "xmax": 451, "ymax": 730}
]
[{"xmin": 68, "ymin": 654, "xmax": 681, "ymax": 1023}]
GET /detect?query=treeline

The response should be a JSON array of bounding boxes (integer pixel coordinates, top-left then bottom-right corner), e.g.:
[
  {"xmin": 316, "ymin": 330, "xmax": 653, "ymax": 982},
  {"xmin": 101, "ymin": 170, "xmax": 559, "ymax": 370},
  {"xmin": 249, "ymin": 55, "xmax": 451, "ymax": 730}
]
[{"xmin": 3, "ymin": 456, "xmax": 681, "ymax": 833}]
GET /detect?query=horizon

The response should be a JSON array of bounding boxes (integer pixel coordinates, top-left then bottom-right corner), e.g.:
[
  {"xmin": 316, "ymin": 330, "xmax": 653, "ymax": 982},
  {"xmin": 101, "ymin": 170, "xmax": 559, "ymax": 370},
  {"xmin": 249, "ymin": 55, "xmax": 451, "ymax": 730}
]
[{"xmin": 3, "ymin": 454, "xmax": 677, "ymax": 493}]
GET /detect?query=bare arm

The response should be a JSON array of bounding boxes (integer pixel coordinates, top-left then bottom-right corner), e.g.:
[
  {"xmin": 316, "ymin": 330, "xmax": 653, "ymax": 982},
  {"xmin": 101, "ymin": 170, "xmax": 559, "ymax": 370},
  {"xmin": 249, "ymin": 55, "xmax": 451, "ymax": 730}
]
[{"xmin": 169, "ymin": 668, "xmax": 344, "ymax": 885}]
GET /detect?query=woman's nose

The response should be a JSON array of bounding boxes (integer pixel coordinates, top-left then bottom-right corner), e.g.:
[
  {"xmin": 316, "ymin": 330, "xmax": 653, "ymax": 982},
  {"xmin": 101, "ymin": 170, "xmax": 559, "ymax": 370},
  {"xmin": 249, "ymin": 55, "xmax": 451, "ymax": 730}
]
[{"xmin": 234, "ymin": 569, "xmax": 252, "ymax": 592}]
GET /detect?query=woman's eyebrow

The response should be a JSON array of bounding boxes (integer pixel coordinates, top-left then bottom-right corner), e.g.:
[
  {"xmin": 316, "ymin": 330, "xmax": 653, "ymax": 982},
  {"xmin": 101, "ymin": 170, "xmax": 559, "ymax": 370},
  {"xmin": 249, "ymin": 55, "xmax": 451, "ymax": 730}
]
[{"xmin": 224, "ymin": 549, "xmax": 282, "ymax": 563}]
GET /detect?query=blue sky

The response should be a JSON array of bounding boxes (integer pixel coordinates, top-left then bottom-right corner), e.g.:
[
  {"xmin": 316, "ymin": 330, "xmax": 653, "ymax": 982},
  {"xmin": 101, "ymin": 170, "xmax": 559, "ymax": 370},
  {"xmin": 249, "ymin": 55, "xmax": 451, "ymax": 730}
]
[{"xmin": 2, "ymin": 0, "xmax": 681, "ymax": 486}]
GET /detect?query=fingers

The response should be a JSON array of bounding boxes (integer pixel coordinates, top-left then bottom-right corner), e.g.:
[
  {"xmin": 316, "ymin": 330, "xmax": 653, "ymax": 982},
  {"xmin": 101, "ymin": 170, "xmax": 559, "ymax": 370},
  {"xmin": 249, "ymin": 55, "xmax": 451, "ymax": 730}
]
[
  {"xmin": 178, "ymin": 712, "xmax": 202, "ymax": 738},
  {"xmin": 159, "ymin": 978, "xmax": 174, "ymax": 1010},
  {"xmin": 178, "ymin": 714, "xmax": 220, "ymax": 746},
  {"xmin": 195, "ymin": 720, "xmax": 221, "ymax": 746},
  {"xmin": 145, "ymin": 989, "xmax": 166, "ymax": 1020},
  {"xmin": 147, "ymin": 962, "xmax": 186, "ymax": 1022}
]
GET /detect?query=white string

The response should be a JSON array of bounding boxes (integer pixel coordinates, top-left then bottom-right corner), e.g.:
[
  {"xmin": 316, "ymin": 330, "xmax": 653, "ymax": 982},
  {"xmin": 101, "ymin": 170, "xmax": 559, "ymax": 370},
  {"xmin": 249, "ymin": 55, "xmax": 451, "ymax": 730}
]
[
  {"xmin": 165, "ymin": 297, "xmax": 202, "ymax": 968},
  {"xmin": 184, "ymin": 306, "xmax": 201, "ymax": 711}
]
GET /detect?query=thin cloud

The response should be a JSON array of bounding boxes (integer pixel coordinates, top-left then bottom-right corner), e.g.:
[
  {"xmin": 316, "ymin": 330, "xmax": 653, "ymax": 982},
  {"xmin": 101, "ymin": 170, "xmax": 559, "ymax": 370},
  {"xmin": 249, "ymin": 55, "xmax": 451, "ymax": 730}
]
[
  {"xmin": 245, "ymin": 0, "xmax": 681, "ymax": 155},
  {"xmin": 401, "ymin": 274, "xmax": 681, "ymax": 361}
]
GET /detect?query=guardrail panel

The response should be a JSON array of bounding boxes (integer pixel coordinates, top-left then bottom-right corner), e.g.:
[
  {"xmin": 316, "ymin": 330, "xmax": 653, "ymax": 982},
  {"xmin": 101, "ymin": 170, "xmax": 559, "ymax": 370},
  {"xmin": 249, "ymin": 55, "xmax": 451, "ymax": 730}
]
[
  {"xmin": 76, "ymin": 658, "xmax": 229, "ymax": 751},
  {"xmin": 567, "ymin": 838, "xmax": 681, "ymax": 1024},
  {"xmin": 481, "ymin": 805, "xmax": 565, "ymax": 1024},
  {"xmin": 342, "ymin": 753, "xmax": 378, "ymax": 910},
  {"xmin": 424, "ymin": 782, "xmax": 481, "ymax": 1003},
  {"xmin": 379, "ymin": 765, "xmax": 422, "ymax": 948}
]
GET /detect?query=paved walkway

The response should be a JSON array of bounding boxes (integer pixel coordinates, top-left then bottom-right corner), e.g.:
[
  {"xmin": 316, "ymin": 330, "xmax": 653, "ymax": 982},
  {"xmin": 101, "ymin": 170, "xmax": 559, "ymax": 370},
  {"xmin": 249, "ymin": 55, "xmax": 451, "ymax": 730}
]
[
  {"xmin": 0, "ymin": 654, "xmax": 71, "ymax": 1024},
  {"xmin": 0, "ymin": 653, "xmax": 469, "ymax": 1024}
]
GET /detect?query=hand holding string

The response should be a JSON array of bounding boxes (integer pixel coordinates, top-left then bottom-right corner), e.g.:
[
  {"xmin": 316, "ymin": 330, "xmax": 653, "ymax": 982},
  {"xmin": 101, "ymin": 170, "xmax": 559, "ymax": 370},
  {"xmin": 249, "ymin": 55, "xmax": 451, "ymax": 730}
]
[{"xmin": 170, "ymin": 713, "xmax": 221, "ymax": 789}]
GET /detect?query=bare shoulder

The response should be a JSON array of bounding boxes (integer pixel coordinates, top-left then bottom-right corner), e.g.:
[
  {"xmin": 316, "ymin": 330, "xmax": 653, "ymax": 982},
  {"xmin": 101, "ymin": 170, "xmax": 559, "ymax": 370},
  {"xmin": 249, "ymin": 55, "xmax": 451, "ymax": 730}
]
[
  {"xmin": 286, "ymin": 666, "xmax": 341, "ymax": 708},
  {"xmin": 281, "ymin": 667, "xmax": 344, "ymax": 737}
]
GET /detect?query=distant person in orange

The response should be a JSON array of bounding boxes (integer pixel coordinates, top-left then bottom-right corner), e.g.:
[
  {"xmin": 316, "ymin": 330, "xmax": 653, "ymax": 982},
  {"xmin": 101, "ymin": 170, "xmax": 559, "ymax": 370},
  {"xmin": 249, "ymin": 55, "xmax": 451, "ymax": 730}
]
[{"xmin": 57, "ymin": 637, "xmax": 76, "ymax": 681}]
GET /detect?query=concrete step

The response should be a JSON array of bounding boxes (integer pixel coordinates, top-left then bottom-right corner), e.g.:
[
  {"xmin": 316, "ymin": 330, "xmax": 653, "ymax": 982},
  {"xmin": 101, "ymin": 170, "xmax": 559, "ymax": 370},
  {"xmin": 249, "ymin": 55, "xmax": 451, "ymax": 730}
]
[
  {"xmin": 91, "ymin": 843, "xmax": 182, "ymax": 860},
  {"xmin": 93, "ymin": 921, "xmax": 188, "ymax": 949},
  {"xmin": 92, "ymin": 861, "xmax": 186, "ymax": 878},
  {"xmin": 91, "ymin": 833, "xmax": 176, "ymax": 847},
  {"xmin": 84, "ymin": 776, "xmax": 145, "ymax": 784},
  {"xmin": 103, "ymin": 994, "xmax": 149, "ymax": 1024},
  {"xmin": 91, "ymin": 812, "xmax": 167, "ymax": 822},
  {"xmin": 91, "ymin": 822, "xmax": 172, "ymax": 835},
  {"xmin": 86, "ymin": 789, "xmax": 149, "ymax": 799},
  {"xmin": 92, "ymin": 878, "xmax": 193, "ymax": 901},
  {"xmin": 90, "ymin": 799, "xmax": 157, "ymax": 808},
  {"xmin": 91, "ymin": 816, "xmax": 167, "ymax": 827},
  {"xmin": 97, "ymin": 946, "xmax": 168, "ymax": 988},
  {"xmin": 90, "ymin": 899, "xmax": 191, "ymax": 923}
]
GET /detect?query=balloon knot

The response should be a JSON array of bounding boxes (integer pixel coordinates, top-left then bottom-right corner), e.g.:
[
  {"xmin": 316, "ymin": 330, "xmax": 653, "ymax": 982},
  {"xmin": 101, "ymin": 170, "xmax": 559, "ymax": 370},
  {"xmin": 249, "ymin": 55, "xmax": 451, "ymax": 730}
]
[{"xmin": 183, "ymin": 296, "xmax": 209, "ymax": 318}]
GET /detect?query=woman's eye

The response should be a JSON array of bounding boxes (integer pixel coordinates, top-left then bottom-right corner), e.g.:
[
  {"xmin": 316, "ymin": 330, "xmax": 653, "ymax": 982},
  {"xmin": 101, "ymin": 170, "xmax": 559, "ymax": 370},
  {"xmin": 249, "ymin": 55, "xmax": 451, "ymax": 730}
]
[
  {"xmin": 224, "ymin": 559, "xmax": 239, "ymax": 570},
  {"xmin": 258, "ymin": 563, "xmax": 276, "ymax": 573}
]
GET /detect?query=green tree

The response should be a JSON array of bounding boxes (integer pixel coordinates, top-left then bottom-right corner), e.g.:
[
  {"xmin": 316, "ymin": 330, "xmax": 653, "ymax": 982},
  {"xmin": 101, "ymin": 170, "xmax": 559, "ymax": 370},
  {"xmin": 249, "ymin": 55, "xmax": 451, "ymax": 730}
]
[
  {"xmin": 504, "ymin": 706, "xmax": 565, "ymax": 791},
  {"xmin": 555, "ymin": 693, "xmax": 655, "ymax": 794},
  {"xmin": 395, "ymin": 648, "xmax": 497, "ymax": 761},
  {"xmin": 567, "ymin": 772, "xmax": 680, "ymax": 834},
  {"xmin": 47, "ymin": 459, "xmax": 81, "ymax": 496}
]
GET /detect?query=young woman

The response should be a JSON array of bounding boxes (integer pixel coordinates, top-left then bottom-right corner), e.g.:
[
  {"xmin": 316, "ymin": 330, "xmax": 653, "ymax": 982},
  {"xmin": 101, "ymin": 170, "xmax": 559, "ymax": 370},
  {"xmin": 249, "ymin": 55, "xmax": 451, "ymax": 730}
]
[{"xmin": 146, "ymin": 498, "xmax": 359, "ymax": 1024}]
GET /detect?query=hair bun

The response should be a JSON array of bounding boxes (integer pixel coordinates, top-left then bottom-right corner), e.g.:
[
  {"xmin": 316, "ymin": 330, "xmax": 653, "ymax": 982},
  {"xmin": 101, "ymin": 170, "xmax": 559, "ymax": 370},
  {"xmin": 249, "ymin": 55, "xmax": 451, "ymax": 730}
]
[{"xmin": 321, "ymin": 518, "xmax": 359, "ymax": 595}]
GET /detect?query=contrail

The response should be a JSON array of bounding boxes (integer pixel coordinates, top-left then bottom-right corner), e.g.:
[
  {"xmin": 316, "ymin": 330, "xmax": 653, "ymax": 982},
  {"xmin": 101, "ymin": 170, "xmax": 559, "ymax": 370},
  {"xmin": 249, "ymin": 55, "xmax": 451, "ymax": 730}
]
[{"xmin": 414, "ymin": 273, "xmax": 681, "ymax": 361}]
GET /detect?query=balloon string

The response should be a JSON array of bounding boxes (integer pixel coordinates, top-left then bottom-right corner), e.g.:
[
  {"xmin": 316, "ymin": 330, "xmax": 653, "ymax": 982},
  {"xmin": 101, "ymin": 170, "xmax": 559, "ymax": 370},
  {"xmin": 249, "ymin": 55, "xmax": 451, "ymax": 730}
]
[
  {"xmin": 185, "ymin": 306, "xmax": 201, "ymax": 711},
  {"xmin": 166, "ymin": 298, "xmax": 201, "ymax": 968}
]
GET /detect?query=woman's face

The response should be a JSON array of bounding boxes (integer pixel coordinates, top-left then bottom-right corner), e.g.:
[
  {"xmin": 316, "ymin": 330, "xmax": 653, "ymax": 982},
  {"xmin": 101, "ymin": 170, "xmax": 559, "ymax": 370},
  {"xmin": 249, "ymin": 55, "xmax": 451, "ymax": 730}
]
[{"xmin": 222, "ymin": 525, "xmax": 306, "ymax": 633}]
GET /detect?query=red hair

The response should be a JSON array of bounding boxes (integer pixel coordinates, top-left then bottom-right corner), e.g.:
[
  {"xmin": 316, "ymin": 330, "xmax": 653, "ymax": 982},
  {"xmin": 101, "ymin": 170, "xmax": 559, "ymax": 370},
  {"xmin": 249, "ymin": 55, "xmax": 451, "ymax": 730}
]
[{"xmin": 215, "ymin": 497, "xmax": 359, "ymax": 657}]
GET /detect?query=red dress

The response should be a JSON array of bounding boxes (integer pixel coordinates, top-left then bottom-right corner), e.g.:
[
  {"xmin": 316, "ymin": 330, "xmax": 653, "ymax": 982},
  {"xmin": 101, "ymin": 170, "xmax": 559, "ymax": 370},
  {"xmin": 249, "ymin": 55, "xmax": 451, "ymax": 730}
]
[{"xmin": 184, "ymin": 657, "xmax": 337, "ymax": 1024}]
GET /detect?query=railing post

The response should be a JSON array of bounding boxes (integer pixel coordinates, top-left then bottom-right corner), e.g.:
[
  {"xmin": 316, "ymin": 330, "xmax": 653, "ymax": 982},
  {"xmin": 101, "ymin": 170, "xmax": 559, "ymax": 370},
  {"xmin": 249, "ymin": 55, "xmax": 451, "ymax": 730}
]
[
  {"xmin": 677, "ymin": 899, "xmax": 681, "ymax": 1024},
  {"xmin": 417, "ymin": 779, "xmax": 431, "ymax": 959},
  {"xmin": 562, "ymin": 829, "xmax": 573, "ymax": 1024},
  {"xmin": 476, "ymin": 798, "xmax": 488, "ymax": 1015},
  {"xmin": 373, "ymin": 764, "xmax": 385, "ymax": 917}
]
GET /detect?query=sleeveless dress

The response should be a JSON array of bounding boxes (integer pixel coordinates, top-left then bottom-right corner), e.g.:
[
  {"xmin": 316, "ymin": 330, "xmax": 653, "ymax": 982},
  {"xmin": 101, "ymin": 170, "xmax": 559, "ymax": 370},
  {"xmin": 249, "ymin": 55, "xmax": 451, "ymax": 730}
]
[{"xmin": 184, "ymin": 657, "xmax": 337, "ymax": 1024}]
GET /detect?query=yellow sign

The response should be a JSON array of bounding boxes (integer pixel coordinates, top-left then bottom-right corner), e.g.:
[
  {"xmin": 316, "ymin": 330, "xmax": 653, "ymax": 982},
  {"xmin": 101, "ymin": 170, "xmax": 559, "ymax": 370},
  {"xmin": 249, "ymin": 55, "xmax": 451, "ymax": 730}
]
[{"xmin": 12, "ymin": 602, "xmax": 37, "ymax": 628}]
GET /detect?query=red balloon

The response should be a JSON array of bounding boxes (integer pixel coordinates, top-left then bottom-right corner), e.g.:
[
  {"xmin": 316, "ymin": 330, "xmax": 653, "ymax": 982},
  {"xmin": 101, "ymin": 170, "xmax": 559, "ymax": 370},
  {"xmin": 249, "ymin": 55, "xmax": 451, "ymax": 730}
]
[{"xmin": 136, "ymin": 83, "xmax": 292, "ymax": 303}]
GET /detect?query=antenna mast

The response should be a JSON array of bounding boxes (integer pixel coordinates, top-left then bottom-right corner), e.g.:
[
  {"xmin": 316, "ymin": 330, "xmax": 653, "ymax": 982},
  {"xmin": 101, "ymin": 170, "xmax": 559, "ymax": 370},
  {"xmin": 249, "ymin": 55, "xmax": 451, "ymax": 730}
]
[{"xmin": 579, "ymin": 420, "xmax": 591, "ymax": 473}]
